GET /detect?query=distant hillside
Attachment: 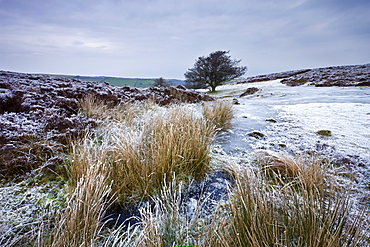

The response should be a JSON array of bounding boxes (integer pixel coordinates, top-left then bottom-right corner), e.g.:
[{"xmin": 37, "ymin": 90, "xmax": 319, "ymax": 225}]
[
  {"xmin": 239, "ymin": 63, "xmax": 370, "ymax": 87},
  {"xmin": 50, "ymin": 75, "xmax": 184, "ymax": 88}
]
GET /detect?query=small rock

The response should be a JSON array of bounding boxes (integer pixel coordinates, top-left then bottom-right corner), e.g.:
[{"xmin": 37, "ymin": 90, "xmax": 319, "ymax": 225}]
[
  {"xmin": 265, "ymin": 118, "xmax": 277, "ymax": 123},
  {"xmin": 240, "ymin": 87, "xmax": 259, "ymax": 97},
  {"xmin": 232, "ymin": 98, "xmax": 240, "ymax": 105},
  {"xmin": 278, "ymin": 143, "xmax": 287, "ymax": 148},
  {"xmin": 316, "ymin": 130, "xmax": 332, "ymax": 137},
  {"xmin": 247, "ymin": 131, "xmax": 265, "ymax": 139}
]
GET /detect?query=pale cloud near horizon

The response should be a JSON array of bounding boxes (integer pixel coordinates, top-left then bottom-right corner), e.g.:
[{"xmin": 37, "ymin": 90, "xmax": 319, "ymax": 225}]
[{"xmin": 0, "ymin": 0, "xmax": 369, "ymax": 79}]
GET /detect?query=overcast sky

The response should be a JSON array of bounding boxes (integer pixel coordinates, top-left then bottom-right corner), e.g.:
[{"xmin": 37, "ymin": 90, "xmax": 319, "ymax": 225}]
[{"xmin": 0, "ymin": 0, "xmax": 369, "ymax": 79}]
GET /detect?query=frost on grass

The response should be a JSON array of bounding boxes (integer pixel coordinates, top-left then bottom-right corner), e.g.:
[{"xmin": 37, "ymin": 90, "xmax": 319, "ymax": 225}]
[
  {"xmin": 0, "ymin": 176, "xmax": 66, "ymax": 245},
  {"xmin": 0, "ymin": 70, "xmax": 214, "ymax": 179},
  {"xmin": 0, "ymin": 112, "xmax": 44, "ymax": 138}
]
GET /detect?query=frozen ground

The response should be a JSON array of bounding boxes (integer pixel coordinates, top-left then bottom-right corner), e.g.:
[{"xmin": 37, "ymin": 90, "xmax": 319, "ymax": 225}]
[
  {"xmin": 201, "ymin": 80, "xmax": 370, "ymax": 220},
  {"xmin": 1, "ymin": 78, "xmax": 369, "ymax": 243},
  {"xmin": 203, "ymin": 80, "xmax": 369, "ymax": 157}
]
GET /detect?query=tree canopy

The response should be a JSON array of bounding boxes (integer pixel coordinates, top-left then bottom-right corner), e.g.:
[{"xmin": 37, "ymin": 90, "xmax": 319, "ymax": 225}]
[
  {"xmin": 184, "ymin": 51, "xmax": 247, "ymax": 92},
  {"xmin": 153, "ymin": 77, "xmax": 170, "ymax": 87}
]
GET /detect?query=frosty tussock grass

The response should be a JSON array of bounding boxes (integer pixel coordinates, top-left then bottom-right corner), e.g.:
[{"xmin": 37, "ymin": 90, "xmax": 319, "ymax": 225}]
[
  {"xmin": 1, "ymin": 98, "xmax": 368, "ymax": 246},
  {"xmin": 70, "ymin": 100, "xmax": 221, "ymax": 203},
  {"xmin": 46, "ymin": 99, "xmax": 233, "ymax": 246}
]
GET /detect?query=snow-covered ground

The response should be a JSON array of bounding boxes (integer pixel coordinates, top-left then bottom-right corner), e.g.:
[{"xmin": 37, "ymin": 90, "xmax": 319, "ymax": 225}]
[
  {"xmin": 203, "ymin": 80, "xmax": 369, "ymax": 157},
  {"xmin": 1, "ymin": 79, "xmax": 369, "ymax": 245},
  {"xmin": 201, "ymin": 80, "xmax": 370, "ymax": 219}
]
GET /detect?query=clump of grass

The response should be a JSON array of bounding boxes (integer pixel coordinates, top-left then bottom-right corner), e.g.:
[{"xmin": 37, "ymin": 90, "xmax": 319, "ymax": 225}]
[
  {"xmin": 78, "ymin": 94, "xmax": 142, "ymax": 124},
  {"xmin": 49, "ymin": 101, "xmax": 219, "ymax": 246},
  {"xmin": 202, "ymin": 100, "xmax": 234, "ymax": 131},
  {"xmin": 109, "ymin": 149, "xmax": 364, "ymax": 247},
  {"xmin": 53, "ymin": 139, "xmax": 368, "ymax": 247},
  {"xmin": 255, "ymin": 150, "xmax": 328, "ymax": 192},
  {"xmin": 70, "ymin": 102, "xmax": 216, "ymax": 204},
  {"xmin": 50, "ymin": 160, "xmax": 113, "ymax": 247},
  {"xmin": 132, "ymin": 180, "xmax": 193, "ymax": 247},
  {"xmin": 67, "ymin": 135, "xmax": 111, "ymax": 188},
  {"xmin": 108, "ymin": 177, "xmax": 223, "ymax": 247},
  {"xmin": 111, "ymin": 104, "xmax": 215, "ymax": 203},
  {"xmin": 78, "ymin": 94, "xmax": 108, "ymax": 119},
  {"xmin": 146, "ymin": 105, "xmax": 216, "ymax": 178},
  {"xmin": 255, "ymin": 149, "xmax": 302, "ymax": 177},
  {"xmin": 53, "ymin": 98, "xmax": 366, "ymax": 246},
  {"xmin": 220, "ymin": 153, "xmax": 367, "ymax": 247}
]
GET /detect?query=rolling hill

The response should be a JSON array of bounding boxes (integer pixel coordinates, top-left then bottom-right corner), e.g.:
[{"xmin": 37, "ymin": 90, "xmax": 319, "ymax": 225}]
[{"xmin": 49, "ymin": 74, "xmax": 184, "ymax": 88}]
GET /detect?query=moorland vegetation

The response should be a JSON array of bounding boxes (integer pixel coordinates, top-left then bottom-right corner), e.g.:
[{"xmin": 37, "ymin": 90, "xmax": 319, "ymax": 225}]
[{"xmin": 0, "ymin": 69, "xmax": 369, "ymax": 246}]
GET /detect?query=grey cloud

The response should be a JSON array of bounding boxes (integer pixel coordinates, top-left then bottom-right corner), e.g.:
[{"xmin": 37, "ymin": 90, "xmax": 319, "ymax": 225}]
[{"xmin": 0, "ymin": 0, "xmax": 369, "ymax": 78}]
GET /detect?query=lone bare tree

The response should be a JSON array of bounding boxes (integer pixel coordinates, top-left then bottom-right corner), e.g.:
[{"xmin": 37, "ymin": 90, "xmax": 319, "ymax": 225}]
[{"xmin": 184, "ymin": 51, "xmax": 247, "ymax": 92}]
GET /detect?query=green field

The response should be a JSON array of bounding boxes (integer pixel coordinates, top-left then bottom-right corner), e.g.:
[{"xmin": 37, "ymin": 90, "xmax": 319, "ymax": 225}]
[
  {"xmin": 72, "ymin": 76, "xmax": 155, "ymax": 87},
  {"xmin": 50, "ymin": 74, "xmax": 184, "ymax": 88}
]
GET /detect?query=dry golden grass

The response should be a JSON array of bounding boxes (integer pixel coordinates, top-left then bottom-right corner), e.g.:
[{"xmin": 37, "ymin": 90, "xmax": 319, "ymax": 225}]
[
  {"xmin": 255, "ymin": 149, "xmax": 328, "ymax": 192},
  {"xmin": 202, "ymin": 100, "xmax": 234, "ymax": 131},
  {"xmin": 220, "ymin": 153, "xmax": 366, "ymax": 247},
  {"xmin": 48, "ymin": 100, "xmax": 220, "ymax": 246},
  {"xmin": 147, "ymin": 105, "xmax": 215, "ymax": 178},
  {"xmin": 69, "ymin": 102, "xmax": 216, "ymax": 205},
  {"xmin": 47, "ymin": 98, "xmax": 369, "ymax": 246},
  {"xmin": 51, "ymin": 160, "xmax": 113, "ymax": 247},
  {"xmin": 50, "ymin": 143, "xmax": 368, "ymax": 247},
  {"xmin": 108, "ymin": 104, "xmax": 215, "ymax": 203},
  {"xmin": 79, "ymin": 94, "xmax": 150, "ymax": 126},
  {"xmin": 7, "ymin": 95, "xmax": 369, "ymax": 246},
  {"xmin": 104, "ymin": 153, "xmax": 368, "ymax": 247},
  {"xmin": 78, "ymin": 94, "xmax": 108, "ymax": 119}
]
